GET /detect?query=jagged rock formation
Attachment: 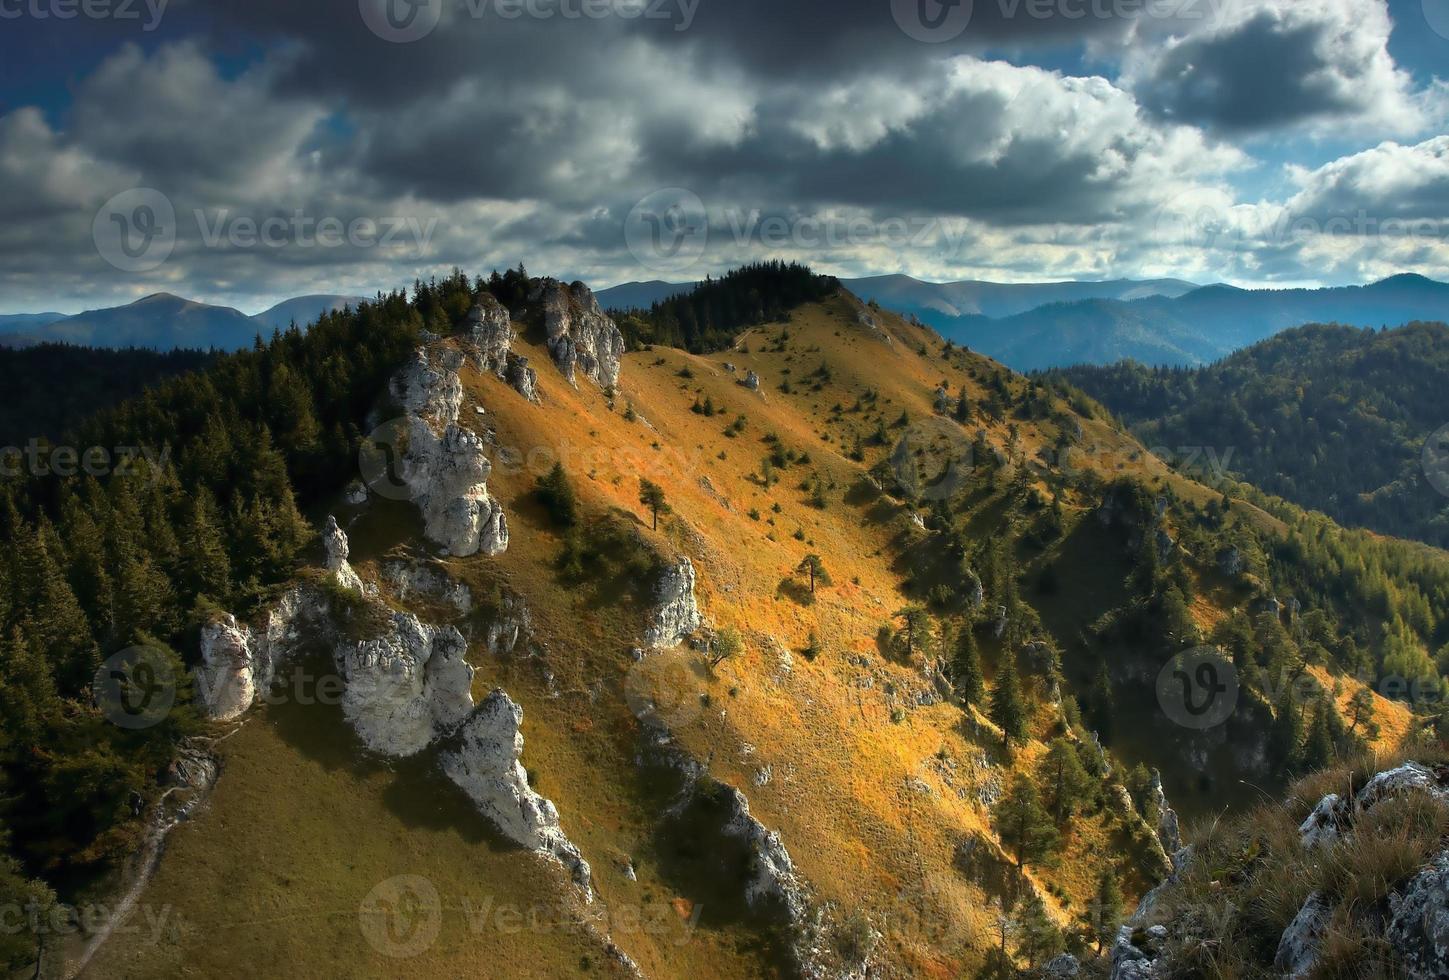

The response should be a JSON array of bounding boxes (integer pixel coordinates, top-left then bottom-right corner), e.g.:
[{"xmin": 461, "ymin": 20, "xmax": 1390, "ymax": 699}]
[
  {"xmin": 1150, "ymin": 769, "xmax": 1182, "ymax": 857},
  {"xmin": 197, "ymin": 615, "xmax": 258, "ymax": 722},
  {"xmin": 323, "ymin": 515, "xmax": 364, "ymax": 593},
  {"xmin": 196, "ymin": 587, "xmax": 333, "ymax": 721},
  {"xmin": 381, "ymin": 558, "xmax": 473, "ymax": 616},
  {"xmin": 467, "ymin": 292, "xmax": 539, "ymax": 401},
  {"xmin": 720, "ymin": 785, "xmax": 805, "ymax": 919},
  {"xmin": 441, "ymin": 690, "xmax": 593, "ymax": 898},
  {"xmin": 485, "ymin": 590, "xmax": 533, "ymax": 656},
  {"xmin": 1387, "ymin": 850, "xmax": 1449, "ymax": 979},
  {"xmin": 337, "ymin": 611, "xmax": 475, "ymax": 758},
  {"xmin": 535, "ymin": 279, "xmax": 625, "ymax": 388},
  {"xmin": 1299, "ymin": 761, "xmax": 1449, "ymax": 849},
  {"xmin": 742, "ymin": 370, "xmax": 761, "ymax": 391},
  {"xmin": 389, "ymin": 347, "xmax": 509, "ymax": 557},
  {"xmin": 1275, "ymin": 891, "xmax": 1330, "ymax": 979},
  {"xmin": 643, "ymin": 557, "xmax": 703, "ymax": 649}
]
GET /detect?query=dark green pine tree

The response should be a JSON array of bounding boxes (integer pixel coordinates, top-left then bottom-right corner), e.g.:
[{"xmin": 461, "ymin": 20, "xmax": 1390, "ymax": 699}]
[
  {"xmin": 16, "ymin": 520, "xmax": 97, "ymax": 690},
  {"xmin": 1041, "ymin": 737, "xmax": 1093, "ymax": 822},
  {"xmin": 1269, "ymin": 689, "xmax": 1305, "ymax": 772},
  {"xmin": 1300, "ymin": 698, "xmax": 1337, "ymax": 773},
  {"xmin": 1093, "ymin": 871, "xmax": 1124, "ymax": 953},
  {"xmin": 989, "ymin": 653, "xmax": 1029, "ymax": 747},
  {"xmin": 1015, "ymin": 889, "xmax": 1064, "ymax": 968},
  {"xmin": 992, "ymin": 775, "xmax": 1058, "ymax": 868},
  {"xmin": 1087, "ymin": 660, "xmax": 1115, "ymax": 743},
  {"xmin": 951, "ymin": 625, "xmax": 985, "ymax": 707},
  {"xmin": 180, "ymin": 488, "xmax": 233, "ymax": 605}
]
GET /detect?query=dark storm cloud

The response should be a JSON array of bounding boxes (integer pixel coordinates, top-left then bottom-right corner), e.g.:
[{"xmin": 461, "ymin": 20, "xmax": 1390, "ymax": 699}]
[{"xmin": 1130, "ymin": 0, "xmax": 1423, "ymax": 133}]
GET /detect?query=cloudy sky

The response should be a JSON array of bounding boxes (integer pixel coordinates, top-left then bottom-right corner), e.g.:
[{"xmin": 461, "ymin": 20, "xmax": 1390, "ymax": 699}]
[{"xmin": 1, "ymin": 0, "xmax": 1447, "ymax": 314}]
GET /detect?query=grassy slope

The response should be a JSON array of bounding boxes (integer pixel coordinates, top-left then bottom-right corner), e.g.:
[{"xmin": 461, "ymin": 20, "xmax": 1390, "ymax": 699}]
[{"xmin": 83, "ymin": 291, "xmax": 1414, "ymax": 978}]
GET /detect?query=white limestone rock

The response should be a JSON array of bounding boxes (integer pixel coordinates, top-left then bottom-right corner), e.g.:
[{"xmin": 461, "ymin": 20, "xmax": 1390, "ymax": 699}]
[
  {"xmin": 194, "ymin": 586, "xmax": 332, "ymax": 721},
  {"xmin": 485, "ymin": 590, "xmax": 533, "ymax": 656},
  {"xmin": 388, "ymin": 347, "xmax": 509, "ymax": 557},
  {"xmin": 467, "ymin": 293, "xmax": 514, "ymax": 378},
  {"xmin": 536, "ymin": 279, "xmax": 625, "ymax": 389},
  {"xmin": 644, "ymin": 557, "xmax": 703, "ymax": 649},
  {"xmin": 197, "ymin": 614, "xmax": 257, "ymax": 722},
  {"xmin": 381, "ymin": 559, "xmax": 473, "ymax": 616},
  {"xmin": 721, "ymin": 785, "xmax": 805, "ymax": 919},
  {"xmin": 338, "ymin": 611, "xmax": 475, "ymax": 758},
  {"xmin": 323, "ymin": 515, "xmax": 364, "ymax": 593},
  {"xmin": 441, "ymin": 690, "xmax": 593, "ymax": 897}
]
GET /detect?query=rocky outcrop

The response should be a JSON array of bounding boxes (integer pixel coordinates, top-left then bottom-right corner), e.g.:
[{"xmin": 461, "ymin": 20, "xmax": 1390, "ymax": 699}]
[
  {"xmin": 381, "ymin": 558, "xmax": 473, "ymax": 616},
  {"xmin": 1150, "ymin": 770, "xmax": 1183, "ymax": 857},
  {"xmin": 196, "ymin": 586, "xmax": 333, "ymax": 721},
  {"xmin": 441, "ymin": 690, "xmax": 593, "ymax": 898},
  {"xmin": 742, "ymin": 370, "xmax": 760, "ymax": 391},
  {"xmin": 337, "ymin": 611, "xmax": 475, "ymax": 758},
  {"xmin": 535, "ymin": 279, "xmax": 625, "ymax": 389},
  {"xmin": 1111, "ymin": 924, "xmax": 1168, "ymax": 980},
  {"xmin": 1387, "ymin": 850, "xmax": 1449, "ymax": 979},
  {"xmin": 388, "ymin": 347, "xmax": 509, "ymax": 557},
  {"xmin": 197, "ymin": 614, "xmax": 258, "ymax": 722},
  {"xmin": 1275, "ymin": 891, "xmax": 1330, "ymax": 979},
  {"xmin": 485, "ymin": 590, "xmax": 533, "ymax": 656},
  {"xmin": 720, "ymin": 785, "xmax": 806, "ymax": 921},
  {"xmin": 644, "ymin": 557, "xmax": 703, "ymax": 649},
  {"xmin": 324, "ymin": 515, "xmax": 365, "ymax": 593},
  {"xmin": 1299, "ymin": 761, "xmax": 1449, "ymax": 849},
  {"xmin": 467, "ymin": 293, "xmax": 514, "ymax": 377},
  {"xmin": 466, "ymin": 293, "xmax": 540, "ymax": 401}
]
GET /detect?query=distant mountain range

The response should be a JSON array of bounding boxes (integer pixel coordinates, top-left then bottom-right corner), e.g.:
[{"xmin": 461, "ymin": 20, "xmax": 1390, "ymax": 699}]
[
  {"xmin": 600, "ymin": 273, "xmax": 1449, "ymax": 370},
  {"xmin": 598, "ymin": 275, "xmax": 1199, "ymax": 320},
  {"xmin": 0, "ymin": 293, "xmax": 371, "ymax": 350}
]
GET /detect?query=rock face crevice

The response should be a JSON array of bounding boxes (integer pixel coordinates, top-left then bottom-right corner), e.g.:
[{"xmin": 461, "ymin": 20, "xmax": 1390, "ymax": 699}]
[
  {"xmin": 643, "ymin": 556, "xmax": 703, "ymax": 649},
  {"xmin": 535, "ymin": 279, "xmax": 625, "ymax": 389},
  {"xmin": 389, "ymin": 347, "xmax": 509, "ymax": 557},
  {"xmin": 441, "ymin": 690, "xmax": 593, "ymax": 898}
]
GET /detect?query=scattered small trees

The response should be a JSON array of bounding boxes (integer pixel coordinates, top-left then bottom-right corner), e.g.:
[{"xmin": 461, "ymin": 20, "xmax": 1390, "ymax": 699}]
[
  {"xmin": 710, "ymin": 626, "xmax": 743, "ymax": 668},
  {"xmin": 797, "ymin": 554, "xmax": 831, "ymax": 594},
  {"xmin": 992, "ymin": 775, "xmax": 1058, "ymax": 869},
  {"xmin": 638, "ymin": 478, "xmax": 670, "ymax": 531},
  {"xmin": 893, "ymin": 605, "xmax": 934, "ymax": 659},
  {"xmin": 951, "ymin": 625, "xmax": 985, "ymax": 707},
  {"xmin": 1041, "ymin": 737, "xmax": 1093, "ymax": 822},
  {"xmin": 989, "ymin": 653, "xmax": 1029, "ymax": 747},
  {"xmin": 536, "ymin": 462, "xmax": 578, "ymax": 527},
  {"xmin": 1092, "ymin": 872, "xmax": 1124, "ymax": 954}
]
